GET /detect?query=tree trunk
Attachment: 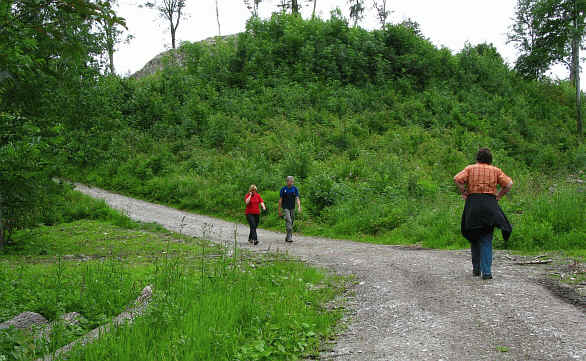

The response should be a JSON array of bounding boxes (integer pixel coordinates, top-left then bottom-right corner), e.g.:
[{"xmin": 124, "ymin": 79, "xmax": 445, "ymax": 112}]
[
  {"xmin": 573, "ymin": 0, "xmax": 583, "ymax": 139},
  {"xmin": 312, "ymin": 0, "xmax": 316, "ymax": 18},
  {"xmin": 216, "ymin": 0, "xmax": 221, "ymax": 36},
  {"xmin": 0, "ymin": 193, "xmax": 4, "ymax": 250},
  {"xmin": 291, "ymin": 0, "xmax": 299, "ymax": 14},
  {"xmin": 576, "ymin": 55, "xmax": 583, "ymax": 140},
  {"xmin": 108, "ymin": 47, "xmax": 115, "ymax": 74},
  {"xmin": 171, "ymin": 25, "xmax": 176, "ymax": 49}
]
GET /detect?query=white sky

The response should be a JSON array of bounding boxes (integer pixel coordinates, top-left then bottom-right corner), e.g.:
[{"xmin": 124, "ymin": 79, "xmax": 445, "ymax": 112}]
[{"xmin": 114, "ymin": 0, "xmax": 581, "ymax": 87}]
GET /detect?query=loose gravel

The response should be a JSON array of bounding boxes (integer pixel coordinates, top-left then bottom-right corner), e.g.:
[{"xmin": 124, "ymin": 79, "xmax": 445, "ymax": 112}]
[{"xmin": 76, "ymin": 184, "xmax": 586, "ymax": 361}]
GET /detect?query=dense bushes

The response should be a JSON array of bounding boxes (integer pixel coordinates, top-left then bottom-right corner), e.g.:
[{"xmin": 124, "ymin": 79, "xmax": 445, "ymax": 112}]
[{"xmin": 3, "ymin": 12, "xmax": 581, "ymax": 252}]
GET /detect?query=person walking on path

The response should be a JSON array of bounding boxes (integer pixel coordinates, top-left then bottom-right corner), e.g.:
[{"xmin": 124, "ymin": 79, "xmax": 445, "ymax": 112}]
[
  {"xmin": 454, "ymin": 148, "xmax": 513, "ymax": 280},
  {"xmin": 278, "ymin": 176, "xmax": 301, "ymax": 243},
  {"xmin": 245, "ymin": 185, "xmax": 266, "ymax": 245}
]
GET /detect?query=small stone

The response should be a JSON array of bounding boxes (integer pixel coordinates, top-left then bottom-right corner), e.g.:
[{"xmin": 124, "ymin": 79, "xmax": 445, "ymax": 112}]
[
  {"xmin": 61, "ymin": 312, "xmax": 84, "ymax": 326},
  {"xmin": 136, "ymin": 285, "xmax": 153, "ymax": 305}
]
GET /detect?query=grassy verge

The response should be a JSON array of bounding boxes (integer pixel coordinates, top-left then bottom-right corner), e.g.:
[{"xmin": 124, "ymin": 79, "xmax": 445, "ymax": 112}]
[
  {"xmin": 63, "ymin": 253, "xmax": 342, "ymax": 361},
  {"xmin": 1, "ymin": 198, "xmax": 344, "ymax": 361},
  {"xmin": 72, "ymin": 171, "xmax": 586, "ymax": 254}
]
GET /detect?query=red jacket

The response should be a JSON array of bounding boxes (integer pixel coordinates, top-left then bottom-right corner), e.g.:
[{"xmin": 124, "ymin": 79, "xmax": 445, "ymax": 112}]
[{"xmin": 244, "ymin": 193, "xmax": 264, "ymax": 215}]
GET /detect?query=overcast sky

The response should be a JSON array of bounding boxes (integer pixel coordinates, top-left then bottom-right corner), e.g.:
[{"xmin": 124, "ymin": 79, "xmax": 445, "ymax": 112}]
[{"xmin": 114, "ymin": 0, "xmax": 580, "ymax": 86}]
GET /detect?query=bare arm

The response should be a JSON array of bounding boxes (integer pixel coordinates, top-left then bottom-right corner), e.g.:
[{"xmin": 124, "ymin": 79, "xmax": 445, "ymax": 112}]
[
  {"xmin": 454, "ymin": 180, "xmax": 468, "ymax": 200},
  {"xmin": 260, "ymin": 202, "xmax": 266, "ymax": 211},
  {"xmin": 296, "ymin": 197, "xmax": 301, "ymax": 212},
  {"xmin": 245, "ymin": 193, "xmax": 252, "ymax": 205},
  {"xmin": 496, "ymin": 181, "xmax": 513, "ymax": 201},
  {"xmin": 278, "ymin": 198, "xmax": 283, "ymax": 216}
]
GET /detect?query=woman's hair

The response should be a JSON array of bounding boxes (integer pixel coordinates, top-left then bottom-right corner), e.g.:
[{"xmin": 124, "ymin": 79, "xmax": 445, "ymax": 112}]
[
  {"xmin": 249, "ymin": 184, "xmax": 257, "ymax": 192},
  {"xmin": 476, "ymin": 148, "xmax": 493, "ymax": 164}
]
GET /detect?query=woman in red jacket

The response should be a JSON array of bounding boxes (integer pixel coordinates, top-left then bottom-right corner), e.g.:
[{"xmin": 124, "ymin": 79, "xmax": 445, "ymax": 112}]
[{"xmin": 245, "ymin": 185, "xmax": 266, "ymax": 245}]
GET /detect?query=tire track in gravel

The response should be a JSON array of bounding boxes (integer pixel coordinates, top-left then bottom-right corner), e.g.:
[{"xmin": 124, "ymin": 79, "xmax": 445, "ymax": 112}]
[{"xmin": 76, "ymin": 184, "xmax": 586, "ymax": 361}]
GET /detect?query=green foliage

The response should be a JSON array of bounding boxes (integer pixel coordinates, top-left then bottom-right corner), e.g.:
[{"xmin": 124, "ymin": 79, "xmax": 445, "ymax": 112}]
[
  {"xmin": 0, "ymin": 0, "xmax": 127, "ymax": 245},
  {"xmin": 0, "ymin": 112, "xmax": 57, "ymax": 241},
  {"xmin": 1, "ymin": 216, "xmax": 342, "ymax": 361},
  {"xmin": 0, "ymin": 259, "xmax": 139, "ymax": 326},
  {"xmin": 507, "ymin": 184, "xmax": 586, "ymax": 251},
  {"xmin": 65, "ymin": 15, "xmax": 584, "ymax": 253},
  {"xmin": 3, "ymin": 11, "xmax": 584, "ymax": 253},
  {"xmin": 509, "ymin": 0, "xmax": 585, "ymax": 79},
  {"xmin": 64, "ymin": 256, "xmax": 342, "ymax": 361}
]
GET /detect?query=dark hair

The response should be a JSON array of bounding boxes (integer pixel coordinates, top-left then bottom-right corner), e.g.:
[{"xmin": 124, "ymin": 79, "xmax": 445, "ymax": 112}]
[{"xmin": 476, "ymin": 148, "xmax": 492, "ymax": 164}]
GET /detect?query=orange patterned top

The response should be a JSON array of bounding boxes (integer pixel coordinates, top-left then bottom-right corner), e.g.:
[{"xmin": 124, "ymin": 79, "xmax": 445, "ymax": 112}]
[{"xmin": 454, "ymin": 163, "xmax": 512, "ymax": 195}]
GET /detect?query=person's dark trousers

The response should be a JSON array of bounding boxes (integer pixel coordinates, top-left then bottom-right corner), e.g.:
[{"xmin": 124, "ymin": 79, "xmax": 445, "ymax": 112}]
[
  {"xmin": 471, "ymin": 231, "xmax": 493, "ymax": 277},
  {"xmin": 246, "ymin": 214, "xmax": 260, "ymax": 242}
]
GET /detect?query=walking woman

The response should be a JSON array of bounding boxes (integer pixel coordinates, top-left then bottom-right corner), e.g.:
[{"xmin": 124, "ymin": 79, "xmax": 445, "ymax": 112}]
[
  {"xmin": 454, "ymin": 148, "xmax": 513, "ymax": 280},
  {"xmin": 245, "ymin": 185, "xmax": 266, "ymax": 245}
]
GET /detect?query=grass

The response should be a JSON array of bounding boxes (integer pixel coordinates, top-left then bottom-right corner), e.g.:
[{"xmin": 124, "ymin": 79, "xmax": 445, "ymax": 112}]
[
  {"xmin": 0, "ymin": 204, "xmax": 344, "ymax": 360},
  {"xmin": 74, "ymin": 173, "xmax": 586, "ymax": 255},
  {"xmin": 63, "ymin": 255, "xmax": 342, "ymax": 361}
]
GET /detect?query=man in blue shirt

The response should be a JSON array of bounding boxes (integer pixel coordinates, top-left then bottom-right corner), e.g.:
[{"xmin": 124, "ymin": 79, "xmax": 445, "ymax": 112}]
[{"xmin": 278, "ymin": 176, "xmax": 302, "ymax": 243}]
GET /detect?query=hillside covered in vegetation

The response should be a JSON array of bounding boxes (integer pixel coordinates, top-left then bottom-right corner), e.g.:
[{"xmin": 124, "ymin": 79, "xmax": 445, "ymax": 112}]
[{"xmin": 6, "ymin": 14, "xmax": 586, "ymax": 252}]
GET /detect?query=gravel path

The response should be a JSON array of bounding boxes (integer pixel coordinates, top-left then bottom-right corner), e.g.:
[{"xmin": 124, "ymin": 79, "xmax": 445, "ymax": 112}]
[{"xmin": 76, "ymin": 184, "xmax": 586, "ymax": 361}]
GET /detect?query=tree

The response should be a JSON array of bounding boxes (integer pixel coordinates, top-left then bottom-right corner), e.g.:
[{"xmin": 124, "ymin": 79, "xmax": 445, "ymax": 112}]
[
  {"xmin": 215, "ymin": 0, "xmax": 221, "ymax": 35},
  {"xmin": 0, "ymin": 192, "xmax": 3, "ymax": 249},
  {"xmin": 97, "ymin": 0, "xmax": 129, "ymax": 74},
  {"xmin": 509, "ymin": 0, "xmax": 585, "ymax": 137},
  {"xmin": 348, "ymin": 0, "xmax": 365, "ymax": 27},
  {"xmin": 373, "ymin": 0, "xmax": 389, "ymax": 29},
  {"xmin": 0, "ymin": 0, "xmax": 124, "ymax": 247},
  {"xmin": 399, "ymin": 18, "xmax": 421, "ymax": 36},
  {"xmin": 311, "ymin": 0, "xmax": 316, "ymax": 18},
  {"xmin": 292, "ymin": 0, "xmax": 300, "ymax": 14},
  {"xmin": 244, "ymin": 0, "xmax": 262, "ymax": 17},
  {"xmin": 145, "ymin": 0, "xmax": 186, "ymax": 49},
  {"xmin": 277, "ymin": 0, "xmax": 300, "ymax": 15}
]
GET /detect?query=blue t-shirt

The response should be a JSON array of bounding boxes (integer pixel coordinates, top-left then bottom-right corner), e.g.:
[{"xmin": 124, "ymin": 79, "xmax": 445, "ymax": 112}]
[{"xmin": 280, "ymin": 186, "xmax": 299, "ymax": 210}]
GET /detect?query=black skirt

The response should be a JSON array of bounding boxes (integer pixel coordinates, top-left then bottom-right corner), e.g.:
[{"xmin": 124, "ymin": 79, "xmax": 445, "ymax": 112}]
[{"xmin": 461, "ymin": 194, "xmax": 512, "ymax": 242}]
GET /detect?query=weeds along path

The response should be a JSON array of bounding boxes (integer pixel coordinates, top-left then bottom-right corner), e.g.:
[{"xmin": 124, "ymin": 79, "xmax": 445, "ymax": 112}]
[{"xmin": 75, "ymin": 184, "xmax": 586, "ymax": 361}]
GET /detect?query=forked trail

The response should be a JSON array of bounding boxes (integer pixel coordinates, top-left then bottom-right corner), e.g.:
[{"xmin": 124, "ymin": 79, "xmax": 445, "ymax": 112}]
[{"xmin": 76, "ymin": 184, "xmax": 586, "ymax": 361}]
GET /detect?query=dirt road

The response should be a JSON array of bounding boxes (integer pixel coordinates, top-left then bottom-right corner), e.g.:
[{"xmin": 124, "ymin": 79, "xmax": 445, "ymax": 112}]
[{"xmin": 76, "ymin": 184, "xmax": 586, "ymax": 361}]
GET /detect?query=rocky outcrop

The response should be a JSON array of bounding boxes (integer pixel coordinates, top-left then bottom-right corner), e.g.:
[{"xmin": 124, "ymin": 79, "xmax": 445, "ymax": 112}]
[
  {"xmin": 130, "ymin": 34, "xmax": 238, "ymax": 79},
  {"xmin": 130, "ymin": 49, "xmax": 183, "ymax": 79}
]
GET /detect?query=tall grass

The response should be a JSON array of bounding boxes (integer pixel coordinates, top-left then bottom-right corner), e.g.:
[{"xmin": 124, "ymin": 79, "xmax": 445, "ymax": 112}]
[
  {"xmin": 1, "ymin": 217, "xmax": 343, "ymax": 361},
  {"xmin": 0, "ymin": 259, "xmax": 142, "ymax": 360},
  {"xmin": 63, "ymin": 253, "xmax": 342, "ymax": 361},
  {"xmin": 508, "ymin": 184, "xmax": 586, "ymax": 251}
]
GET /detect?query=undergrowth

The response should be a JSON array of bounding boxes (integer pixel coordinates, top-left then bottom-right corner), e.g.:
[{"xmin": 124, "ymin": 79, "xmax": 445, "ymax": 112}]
[
  {"xmin": 0, "ymin": 198, "xmax": 343, "ymax": 361},
  {"xmin": 63, "ymin": 14, "xmax": 584, "ymax": 254}
]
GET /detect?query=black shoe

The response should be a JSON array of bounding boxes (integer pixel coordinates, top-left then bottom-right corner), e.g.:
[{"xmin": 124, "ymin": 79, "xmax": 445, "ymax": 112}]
[
  {"xmin": 285, "ymin": 238, "xmax": 293, "ymax": 243},
  {"xmin": 253, "ymin": 240, "xmax": 259, "ymax": 245},
  {"xmin": 482, "ymin": 274, "xmax": 493, "ymax": 280},
  {"xmin": 473, "ymin": 270, "xmax": 481, "ymax": 277},
  {"xmin": 248, "ymin": 239, "xmax": 253, "ymax": 244}
]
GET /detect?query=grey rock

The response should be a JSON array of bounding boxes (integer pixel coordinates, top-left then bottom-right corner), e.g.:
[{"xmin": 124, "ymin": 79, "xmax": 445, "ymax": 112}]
[
  {"xmin": 135, "ymin": 285, "xmax": 153, "ymax": 305},
  {"xmin": 0, "ymin": 312, "xmax": 48, "ymax": 330},
  {"xmin": 60, "ymin": 312, "xmax": 84, "ymax": 326},
  {"xmin": 130, "ymin": 34, "xmax": 238, "ymax": 79}
]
